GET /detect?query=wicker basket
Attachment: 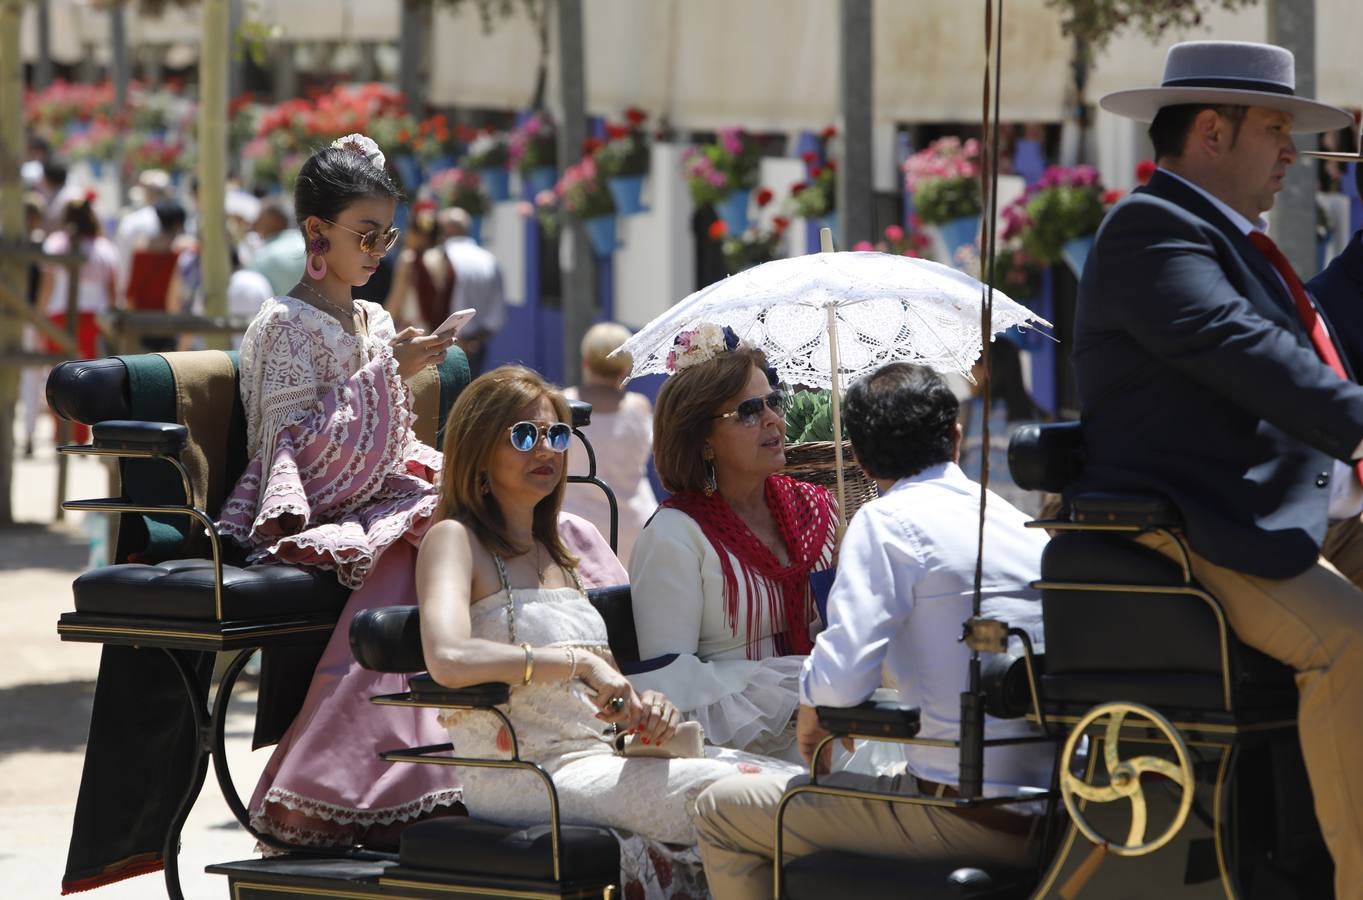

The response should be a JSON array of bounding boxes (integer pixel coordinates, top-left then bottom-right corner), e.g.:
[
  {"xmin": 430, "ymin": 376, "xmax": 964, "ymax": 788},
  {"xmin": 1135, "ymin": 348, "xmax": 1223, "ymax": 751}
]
[{"xmin": 782, "ymin": 441, "xmax": 880, "ymax": 522}]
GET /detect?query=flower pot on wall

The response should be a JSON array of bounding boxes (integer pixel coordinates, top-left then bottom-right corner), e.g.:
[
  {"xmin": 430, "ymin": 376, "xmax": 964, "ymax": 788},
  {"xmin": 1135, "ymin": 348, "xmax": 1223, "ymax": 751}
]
[
  {"xmin": 716, "ymin": 189, "xmax": 752, "ymax": 235},
  {"xmin": 481, "ymin": 168, "xmax": 511, "ymax": 202},
  {"xmin": 584, "ymin": 215, "xmax": 619, "ymax": 257},
  {"xmin": 936, "ymin": 214, "xmax": 979, "ymax": 268},
  {"xmin": 607, "ymin": 175, "xmax": 647, "ymax": 215},
  {"xmin": 1061, "ymin": 234, "xmax": 1096, "ymax": 279},
  {"xmin": 524, "ymin": 166, "xmax": 558, "ymax": 197},
  {"xmin": 393, "ymin": 155, "xmax": 422, "ymax": 193}
]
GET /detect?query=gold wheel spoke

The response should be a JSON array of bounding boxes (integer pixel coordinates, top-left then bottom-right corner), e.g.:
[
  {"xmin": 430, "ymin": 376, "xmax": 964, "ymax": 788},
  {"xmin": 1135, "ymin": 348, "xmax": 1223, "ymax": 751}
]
[
  {"xmin": 1125, "ymin": 787, "xmax": 1148, "ymax": 848},
  {"xmin": 1102, "ymin": 712, "xmax": 1125, "ymax": 776},
  {"xmin": 1128, "ymin": 755, "xmax": 1188, "ymax": 788},
  {"xmin": 1064, "ymin": 773, "xmax": 1123, "ymax": 803}
]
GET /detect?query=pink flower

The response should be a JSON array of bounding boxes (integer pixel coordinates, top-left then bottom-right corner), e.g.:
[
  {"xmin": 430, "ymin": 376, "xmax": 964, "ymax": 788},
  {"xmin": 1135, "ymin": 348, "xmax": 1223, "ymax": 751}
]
[
  {"xmin": 852, "ymin": 240, "xmax": 875, "ymax": 251},
  {"xmin": 884, "ymin": 224, "xmax": 904, "ymax": 242}
]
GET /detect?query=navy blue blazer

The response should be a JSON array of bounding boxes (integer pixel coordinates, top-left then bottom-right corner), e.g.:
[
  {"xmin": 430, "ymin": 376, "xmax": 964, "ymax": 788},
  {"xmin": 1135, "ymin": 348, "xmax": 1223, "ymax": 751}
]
[
  {"xmin": 1071, "ymin": 171, "xmax": 1363, "ymax": 578},
  {"xmin": 1310, "ymin": 230, "xmax": 1363, "ymax": 374}
]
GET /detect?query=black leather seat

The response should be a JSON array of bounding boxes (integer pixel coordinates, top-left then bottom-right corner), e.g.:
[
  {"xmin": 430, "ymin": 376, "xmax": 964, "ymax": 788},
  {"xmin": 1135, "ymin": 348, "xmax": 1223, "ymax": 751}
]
[
  {"xmin": 396, "ymin": 818, "xmax": 618, "ymax": 882},
  {"xmin": 785, "ymin": 852, "xmax": 1035, "ymax": 900},
  {"xmin": 1009, "ymin": 422, "xmax": 1297, "ymax": 726},
  {"xmin": 73, "ymin": 559, "xmax": 349, "ymax": 621}
]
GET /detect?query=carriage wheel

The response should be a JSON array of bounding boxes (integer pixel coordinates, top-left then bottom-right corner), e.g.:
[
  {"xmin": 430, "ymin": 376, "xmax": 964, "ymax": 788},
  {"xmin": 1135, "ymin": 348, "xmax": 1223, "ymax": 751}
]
[{"xmin": 1059, "ymin": 701, "xmax": 1195, "ymax": 857}]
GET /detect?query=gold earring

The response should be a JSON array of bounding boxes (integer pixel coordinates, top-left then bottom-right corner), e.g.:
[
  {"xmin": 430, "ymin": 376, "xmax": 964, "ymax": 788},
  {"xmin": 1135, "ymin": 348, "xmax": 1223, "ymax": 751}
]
[{"xmin": 702, "ymin": 446, "xmax": 717, "ymax": 496}]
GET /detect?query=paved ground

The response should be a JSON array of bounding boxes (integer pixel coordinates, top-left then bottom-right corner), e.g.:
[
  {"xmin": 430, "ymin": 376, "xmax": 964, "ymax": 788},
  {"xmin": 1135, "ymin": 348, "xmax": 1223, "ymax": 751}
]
[{"xmin": 0, "ymin": 417, "xmax": 267, "ymax": 899}]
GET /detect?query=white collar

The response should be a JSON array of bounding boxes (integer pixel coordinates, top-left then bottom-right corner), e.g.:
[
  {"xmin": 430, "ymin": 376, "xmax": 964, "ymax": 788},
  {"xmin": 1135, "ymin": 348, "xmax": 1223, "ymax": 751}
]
[
  {"xmin": 1157, "ymin": 167, "xmax": 1268, "ymax": 236},
  {"xmin": 887, "ymin": 461, "xmax": 966, "ymax": 494}
]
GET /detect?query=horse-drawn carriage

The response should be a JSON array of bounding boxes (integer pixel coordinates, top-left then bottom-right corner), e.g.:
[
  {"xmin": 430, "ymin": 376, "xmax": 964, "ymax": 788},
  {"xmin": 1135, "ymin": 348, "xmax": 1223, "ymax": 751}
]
[{"xmin": 49, "ymin": 350, "xmax": 1330, "ymax": 899}]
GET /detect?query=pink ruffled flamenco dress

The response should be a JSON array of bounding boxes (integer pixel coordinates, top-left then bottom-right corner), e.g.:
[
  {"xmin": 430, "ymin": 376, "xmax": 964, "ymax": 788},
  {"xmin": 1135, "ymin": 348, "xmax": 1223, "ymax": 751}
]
[{"xmin": 216, "ymin": 296, "xmax": 627, "ymax": 847}]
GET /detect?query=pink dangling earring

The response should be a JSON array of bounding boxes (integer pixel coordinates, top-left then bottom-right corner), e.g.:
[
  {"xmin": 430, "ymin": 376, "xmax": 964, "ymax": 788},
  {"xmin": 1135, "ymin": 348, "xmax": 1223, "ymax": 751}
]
[{"xmin": 306, "ymin": 234, "xmax": 330, "ymax": 280}]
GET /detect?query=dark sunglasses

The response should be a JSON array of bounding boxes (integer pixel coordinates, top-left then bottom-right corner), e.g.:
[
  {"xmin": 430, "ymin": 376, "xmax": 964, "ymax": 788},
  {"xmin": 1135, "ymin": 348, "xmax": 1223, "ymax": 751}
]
[
  {"xmin": 508, "ymin": 421, "xmax": 573, "ymax": 453},
  {"xmin": 713, "ymin": 390, "xmax": 787, "ymax": 427},
  {"xmin": 324, "ymin": 218, "xmax": 401, "ymax": 255}
]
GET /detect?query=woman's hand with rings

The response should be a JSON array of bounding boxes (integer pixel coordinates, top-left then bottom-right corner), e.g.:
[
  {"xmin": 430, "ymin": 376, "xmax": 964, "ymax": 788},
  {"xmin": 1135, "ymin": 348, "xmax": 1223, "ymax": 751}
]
[
  {"xmin": 633, "ymin": 690, "xmax": 679, "ymax": 746},
  {"xmin": 579, "ymin": 653, "xmax": 640, "ymax": 727},
  {"xmin": 391, "ymin": 326, "xmax": 455, "ymax": 379}
]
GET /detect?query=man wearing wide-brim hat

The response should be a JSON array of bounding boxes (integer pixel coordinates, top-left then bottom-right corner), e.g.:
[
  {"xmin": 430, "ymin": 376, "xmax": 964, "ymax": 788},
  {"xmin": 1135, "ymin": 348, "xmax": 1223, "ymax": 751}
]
[
  {"xmin": 1307, "ymin": 131, "xmax": 1363, "ymax": 376},
  {"xmin": 1072, "ymin": 40, "xmax": 1363, "ymax": 894}
]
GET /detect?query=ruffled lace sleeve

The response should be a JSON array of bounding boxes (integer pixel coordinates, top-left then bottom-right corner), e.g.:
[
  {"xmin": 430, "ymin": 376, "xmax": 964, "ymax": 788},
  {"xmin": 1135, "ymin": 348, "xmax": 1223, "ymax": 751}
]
[
  {"xmin": 625, "ymin": 508, "xmax": 802, "ymax": 756},
  {"xmin": 240, "ymin": 307, "xmax": 323, "ymax": 469}
]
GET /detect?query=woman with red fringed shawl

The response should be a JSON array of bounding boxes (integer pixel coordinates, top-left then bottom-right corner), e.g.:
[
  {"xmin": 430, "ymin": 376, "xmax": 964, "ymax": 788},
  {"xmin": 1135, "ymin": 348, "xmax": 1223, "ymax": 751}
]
[{"xmin": 627, "ymin": 324, "xmax": 838, "ymax": 762}]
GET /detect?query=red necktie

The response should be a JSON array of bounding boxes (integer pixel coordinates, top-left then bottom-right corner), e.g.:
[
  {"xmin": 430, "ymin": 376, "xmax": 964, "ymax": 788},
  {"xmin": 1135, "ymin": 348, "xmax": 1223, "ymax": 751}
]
[{"xmin": 1248, "ymin": 230, "xmax": 1363, "ymax": 485}]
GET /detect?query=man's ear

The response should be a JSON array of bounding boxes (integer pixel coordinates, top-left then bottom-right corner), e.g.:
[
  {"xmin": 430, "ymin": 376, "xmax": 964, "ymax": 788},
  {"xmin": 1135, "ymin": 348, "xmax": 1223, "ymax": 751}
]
[
  {"xmin": 950, "ymin": 421, "xmax": 964, "ymax": 462},
  {"xmin": 1194, "ymin": 107, "xmax": 1228, "ymax": 158}
]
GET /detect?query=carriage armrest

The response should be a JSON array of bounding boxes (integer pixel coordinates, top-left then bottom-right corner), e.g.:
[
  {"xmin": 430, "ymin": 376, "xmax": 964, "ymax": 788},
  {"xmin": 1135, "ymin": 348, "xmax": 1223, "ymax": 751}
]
[
  {"xmin": 406, "ymin": 674, "xmax": 511, "ymax": 707},
  {"xmin": 91, "ymin": 420, "xmax": 189, "ymax": 454},
  {"xmin": 1070, "ymin": 492, "xmax": 1182, "ymax": 528},
  {"xmin": 816, "ymin": 701, "xmax": 921, "ymax": 739},
  {"xmin": 568, "ymin": 399, "xmax": 591, "ymax": 428},
  {"xmin": 350, "ymin": 605, "xmax": 426, "ymax": 673},
  {"xmin": 982, "ymin": 651, "xmax": 1043, "ymax": 720},
  {"xmin": 1008, "ymin": 421, "xmax": 1083, "ymax": 492}
]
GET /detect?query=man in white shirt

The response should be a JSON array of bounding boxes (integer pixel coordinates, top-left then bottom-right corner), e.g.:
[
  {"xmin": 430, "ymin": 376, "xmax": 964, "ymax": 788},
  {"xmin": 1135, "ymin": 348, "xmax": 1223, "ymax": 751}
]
[
  {"xmin": 441, "ymin": 206, "xmax": 506, "ymax": 376},
  {"xmin": 692, "ymin": 363, "xmax": 1050, "ymax": 899}
]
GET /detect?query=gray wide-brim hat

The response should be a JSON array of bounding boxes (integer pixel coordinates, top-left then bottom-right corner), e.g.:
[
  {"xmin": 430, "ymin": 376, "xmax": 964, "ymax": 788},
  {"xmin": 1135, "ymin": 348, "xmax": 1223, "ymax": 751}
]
[
  {"xmin": 1302, "ymin": 128, "xmax": 1363, "ymax": 162},
  {"xmin": 1100, "ymin": 40, "xmax": 1352, "ymax": 134}
]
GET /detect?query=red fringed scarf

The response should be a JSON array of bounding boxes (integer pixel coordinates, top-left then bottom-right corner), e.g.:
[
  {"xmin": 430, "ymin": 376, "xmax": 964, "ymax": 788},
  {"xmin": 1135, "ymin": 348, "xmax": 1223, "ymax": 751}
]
[{"xmin": 662, "ymin": 474, "xmax": 836, "ymax": 658}]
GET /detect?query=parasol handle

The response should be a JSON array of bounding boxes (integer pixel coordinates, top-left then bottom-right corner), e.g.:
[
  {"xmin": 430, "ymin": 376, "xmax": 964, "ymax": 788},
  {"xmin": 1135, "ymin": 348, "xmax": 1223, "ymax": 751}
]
[
  {"xmin": 827, "ymin": 302, "xmax": 848, "ymax": 539},
  {"xmin": 819, "ymin": 227, "xmax": 835, "ymax": 253}
]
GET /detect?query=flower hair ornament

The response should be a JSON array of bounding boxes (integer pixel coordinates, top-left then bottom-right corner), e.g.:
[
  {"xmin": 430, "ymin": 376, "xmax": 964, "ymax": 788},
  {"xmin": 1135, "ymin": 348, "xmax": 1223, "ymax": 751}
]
[
  {"xmin": 666, "ymin": 323, "xmax": 748, "ymax": 373},
  {"xmin": 331, "ymin": 133, "xmax": 387, "ymax": 171}
]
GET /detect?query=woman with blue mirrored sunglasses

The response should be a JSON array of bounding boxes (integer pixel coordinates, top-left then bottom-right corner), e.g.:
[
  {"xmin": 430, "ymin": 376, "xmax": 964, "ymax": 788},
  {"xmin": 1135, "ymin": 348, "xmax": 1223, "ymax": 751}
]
[{"xmin": 508, "ymin": 420, "xmax": 573, "ymax": 453}]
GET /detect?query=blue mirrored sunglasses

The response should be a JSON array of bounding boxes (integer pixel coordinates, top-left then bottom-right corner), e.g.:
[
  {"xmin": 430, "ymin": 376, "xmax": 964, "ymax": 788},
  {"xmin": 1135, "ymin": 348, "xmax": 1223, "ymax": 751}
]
[
  {"xmin": 508, "ymin": 421, "xmax": 572, "ymax": 453},
  {"xmin": 712, "ymin": 390, "xmax": 788, "ymax": 427}
]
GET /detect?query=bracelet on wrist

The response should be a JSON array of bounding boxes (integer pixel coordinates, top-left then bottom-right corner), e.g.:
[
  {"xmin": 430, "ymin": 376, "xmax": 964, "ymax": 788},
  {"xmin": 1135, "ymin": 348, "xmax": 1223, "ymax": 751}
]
[{"xmin": 520, "ymin": 642, "xmax": 534, "ymax": 685}]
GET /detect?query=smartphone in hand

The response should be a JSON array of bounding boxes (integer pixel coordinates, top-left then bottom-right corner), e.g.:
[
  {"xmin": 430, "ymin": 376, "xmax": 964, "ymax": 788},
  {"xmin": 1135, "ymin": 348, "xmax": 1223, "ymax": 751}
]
[{"xmin": 433, "ymin": 308, "xmax": 477, "ymax": 338}]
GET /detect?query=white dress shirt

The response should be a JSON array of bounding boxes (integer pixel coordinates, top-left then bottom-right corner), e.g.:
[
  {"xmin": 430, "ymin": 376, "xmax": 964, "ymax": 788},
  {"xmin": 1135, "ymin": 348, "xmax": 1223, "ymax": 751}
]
[
  {"xmin": 800, "ymin": 462, "xmax": 1053, "ymax": 794},
  {"xmin": 1160, "ymin": 167, "xmax": 1363, "ymax": 518},
  {"xmin": 444, "ymin": 237, "xmax": 506, "ymax": 338}
]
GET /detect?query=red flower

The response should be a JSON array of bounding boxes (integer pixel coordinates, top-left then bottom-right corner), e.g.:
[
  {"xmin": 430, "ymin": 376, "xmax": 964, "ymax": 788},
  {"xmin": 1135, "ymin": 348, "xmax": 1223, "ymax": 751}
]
[
  {"xmin": 821, "ymin": 125, "xmax": 838, "ymax": 140},
  {"xmin": 772, "ymin": 216, "xmax": 791, "ymax": 233},
  {"xmin": 810, "ymin": 166, "xmax": 824, "ymax": 179},
  {"xmin": 605, "ymin": 123, "xmax": 630, "ymax": 140},
  {"xmin": 625, "ymin": 106, "xmax": 647, "ymax": 126},
  {"xmin": 708, "ymin": 220, "xmax": 728, "ymax": 240},
  {"xmin": 825, "ymin": 159, "xmax": 838, "ymax": 172},
  {"xmin": 1135, "ymin": 159, "xmax": 1157, "ymax": 185},
  {"xmin": 801, "ymin": 150, "xmax": 819, "ymax": 165},
  {"xmin": 755, "ymin": 187, "xmax": 774, "ymax": 208},
  {"xmin": 582, "ymin": 137, "xmax": 604, "ymax": 155},
  {"xmin": 790, "ymin": 182, "xmax": 806, "ymax": 195},
  {"xmin": 1101, "ymin": 188, "xmax": 1125, "ymax": 206}
]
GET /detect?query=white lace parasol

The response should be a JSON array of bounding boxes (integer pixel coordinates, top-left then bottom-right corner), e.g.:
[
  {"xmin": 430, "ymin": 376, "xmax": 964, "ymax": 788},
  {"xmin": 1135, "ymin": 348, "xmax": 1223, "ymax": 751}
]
[
  {"xmin": 614, "ymin": 245, "xmax": 1052, "ymax": 526},
  {"xmin": 616, "ymin": 250, "xmax": 1050, "ymax": 388}
]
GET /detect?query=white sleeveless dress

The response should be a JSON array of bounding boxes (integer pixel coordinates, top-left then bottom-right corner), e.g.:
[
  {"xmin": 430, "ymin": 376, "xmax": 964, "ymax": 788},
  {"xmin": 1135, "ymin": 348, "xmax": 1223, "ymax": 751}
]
[{"xmin": 441, "ymin": 563, "xmax": 801, "ymax": 897}]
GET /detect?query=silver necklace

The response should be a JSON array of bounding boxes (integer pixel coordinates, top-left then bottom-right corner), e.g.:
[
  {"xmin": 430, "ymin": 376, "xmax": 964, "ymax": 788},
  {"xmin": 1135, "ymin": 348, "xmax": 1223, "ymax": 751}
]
[{"xmin": 296, "ymin": 280, "xmax": 355, "ymax": 322}]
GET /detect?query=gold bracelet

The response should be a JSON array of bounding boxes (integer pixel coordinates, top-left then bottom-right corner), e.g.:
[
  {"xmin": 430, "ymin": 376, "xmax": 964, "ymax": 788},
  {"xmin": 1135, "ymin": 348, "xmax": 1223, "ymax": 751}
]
[{"xmin": 520, "ymin": 642, "xmax": 534, "ymax": 685}]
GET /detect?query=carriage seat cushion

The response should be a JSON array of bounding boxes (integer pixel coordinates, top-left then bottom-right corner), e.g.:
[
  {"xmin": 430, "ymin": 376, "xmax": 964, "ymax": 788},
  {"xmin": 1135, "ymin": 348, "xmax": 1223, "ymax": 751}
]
[
  {"xmin": 1040, "ymin": 532, "xmax": 1296, "ymax": 712},
  {"xmin": 72, "ymin": 560, "xmax": 349, "ymax": 621},
  {"xmin": 785, "ymin": 852, "xmax": 1035, "ymax": 900},
  {"xmin": 400, "ymin": 817, "xmax": 619, "ymax": 882}
]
